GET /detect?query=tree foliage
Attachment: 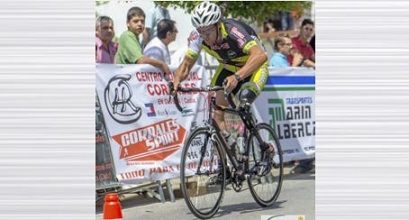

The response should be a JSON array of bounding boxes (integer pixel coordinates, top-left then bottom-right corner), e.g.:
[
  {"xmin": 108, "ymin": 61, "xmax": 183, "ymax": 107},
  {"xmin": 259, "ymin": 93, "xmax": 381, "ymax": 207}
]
[{"xmin": 156, "ymin": 1, "xmax": 311, "ymax": 25}]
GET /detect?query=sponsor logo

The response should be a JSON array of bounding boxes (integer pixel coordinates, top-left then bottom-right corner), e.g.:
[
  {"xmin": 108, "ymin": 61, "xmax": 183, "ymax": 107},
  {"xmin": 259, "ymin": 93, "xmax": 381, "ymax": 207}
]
[
  {"xmin": 268, "ymin": 98, "xmax": 315, "ymax": 140},
  {"xmin": 227, "ymin": 50, "xmax": 237, "ymax": 58},
  {"xmin": 112, "ymin": 119, "xmax": 186, "ymax": 161},
  {"xmin": 231, "ymin": 27, "xmax": 245, "ymax": 39},
  {"xmin": 145, "ymin": 103, "xmax": 179, "ymax": 117},
  {"xmin": 181, "ymin": 107, "xmax": 194, "ymax": 116},
  {"xmin": 144, "ymin": 103, "xmax": 156, "ymax": 117},
  {"xmin": 211, "ymin": 43, "xmax": 230, "ymax": 50},
  {"xmin": 268, "ymin": 98, "xmax": 286, "ymax": 129},
  {"xmin": 104, "ymin": 74, "xmax": 142, "ymax": 124},
  {"xmin": 237, "ymin": 38, "xmax": 246, "ymax": 48}
]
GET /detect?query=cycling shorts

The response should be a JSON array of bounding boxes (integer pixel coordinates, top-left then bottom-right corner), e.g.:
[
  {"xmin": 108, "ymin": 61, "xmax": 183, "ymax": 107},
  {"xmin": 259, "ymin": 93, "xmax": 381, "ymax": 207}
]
[{"xmin": 210, "ymin": 62, "xmax": 269, "ymax": 96}]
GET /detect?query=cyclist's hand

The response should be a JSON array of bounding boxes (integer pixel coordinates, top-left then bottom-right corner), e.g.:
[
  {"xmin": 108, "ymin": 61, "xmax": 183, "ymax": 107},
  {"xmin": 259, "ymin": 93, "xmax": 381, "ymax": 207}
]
[
  {"xmin": 169, "ymin": 80, "xmax": 179, "ymax": 96},
  {"xmin": 223, "ymin": 75, "xmax": 239, "ymax": 93}
]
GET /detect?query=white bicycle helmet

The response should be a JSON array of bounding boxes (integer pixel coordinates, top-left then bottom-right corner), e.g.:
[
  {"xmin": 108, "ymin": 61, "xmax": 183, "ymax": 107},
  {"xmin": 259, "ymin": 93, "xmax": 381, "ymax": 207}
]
[{"xmin": 191, "ymin": 2, "xmax": 222, "ymax": 28}]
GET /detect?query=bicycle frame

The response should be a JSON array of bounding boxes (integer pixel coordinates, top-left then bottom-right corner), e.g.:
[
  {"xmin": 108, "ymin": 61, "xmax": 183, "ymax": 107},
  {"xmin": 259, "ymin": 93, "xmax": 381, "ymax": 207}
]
[
  {"xmin": 172, "ymin": 82, "xmax": 284, "ymax": 219},
  {"xmin": 169, "ymin": 83, "xmax": 270, "ymax": 176}
]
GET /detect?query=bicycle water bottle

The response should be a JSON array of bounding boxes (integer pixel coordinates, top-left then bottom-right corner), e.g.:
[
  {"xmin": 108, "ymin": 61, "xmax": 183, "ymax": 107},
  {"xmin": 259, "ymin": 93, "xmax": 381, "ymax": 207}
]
[
  {"xmin": 236, "ymin": 124, "xmax": 246, "ymax": 154},
  {"xmin": 236, "ymin": 135, "xmax": 245, "ymax": 154},
  {"xmin": 222, "ymin": 131, "xmax": 236, "ymax": 150}
]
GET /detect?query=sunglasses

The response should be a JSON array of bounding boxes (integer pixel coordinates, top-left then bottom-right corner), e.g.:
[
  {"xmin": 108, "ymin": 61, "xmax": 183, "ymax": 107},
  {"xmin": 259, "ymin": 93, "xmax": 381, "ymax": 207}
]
[{"xmin": 198, "ymin": 25, "xmax": 216, "ymax": 37}]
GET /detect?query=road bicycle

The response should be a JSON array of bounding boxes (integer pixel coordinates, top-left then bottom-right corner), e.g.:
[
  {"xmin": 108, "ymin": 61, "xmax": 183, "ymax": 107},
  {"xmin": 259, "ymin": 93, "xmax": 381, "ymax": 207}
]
[{"xmin": 168, "ymin": 82, "xmax": 284, "ymax": 219}]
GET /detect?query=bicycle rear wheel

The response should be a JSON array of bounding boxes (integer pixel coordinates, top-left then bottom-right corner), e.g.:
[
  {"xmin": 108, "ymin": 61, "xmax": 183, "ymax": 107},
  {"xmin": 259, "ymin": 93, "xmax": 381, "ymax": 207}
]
[
  {"xmin": 180, "ymin": 127, "xmax": 226, "ymax": 219},
  {"xmin": 247, "ymin": 123, "xmax": 283, "ymax": 207}
]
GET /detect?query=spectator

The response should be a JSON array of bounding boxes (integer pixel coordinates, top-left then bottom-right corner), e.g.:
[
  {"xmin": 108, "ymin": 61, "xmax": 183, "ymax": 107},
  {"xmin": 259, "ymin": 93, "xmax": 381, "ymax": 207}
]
[
  {"xmin": 289, "ymin": 18, "xmax": 315, "ymax": 68},
  {"xmin": 280, "ymin": 11, "xmax": 294, "ymax": 31},
  {"xmin": 263, "ymin": 19, "xmax": 276, "ymax": 33},
  {"xmin": 142, "ymin": 2, "xmax": 171, "ymax": 47},
  {"xmin": 269, "ymin": 36, "xmax": 303, "ymax": 67},
  {"xmin": 95, "ymin": 16, "xmax": 117, "ymax": 63},
  {"xmin": 115, "ymin": 7, "xmax": 171, "ymax": 75},
  {"xmin": 143, "ymin": 19, "xmax": 178, "ymax": 65}
]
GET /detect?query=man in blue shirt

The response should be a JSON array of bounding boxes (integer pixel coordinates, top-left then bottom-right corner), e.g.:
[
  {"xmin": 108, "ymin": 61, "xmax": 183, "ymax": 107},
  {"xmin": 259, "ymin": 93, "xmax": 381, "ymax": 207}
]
[{"xmin": 269, "ymin": 36, "xmax": 303, "ymax": 67}]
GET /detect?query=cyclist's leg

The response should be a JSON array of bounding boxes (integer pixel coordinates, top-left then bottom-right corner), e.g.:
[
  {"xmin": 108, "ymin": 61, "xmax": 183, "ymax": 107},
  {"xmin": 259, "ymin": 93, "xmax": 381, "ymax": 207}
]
[
  {"xmin": 236, "ymin": 63, "xmax": 274, "ymax": 157},
  {"xmin": 210, "ymin": 65, "xmax": 232, "ymax": 133},
  {"xmin": 236, "ymin": 62, "xmax": 269, "ymax": 106}
]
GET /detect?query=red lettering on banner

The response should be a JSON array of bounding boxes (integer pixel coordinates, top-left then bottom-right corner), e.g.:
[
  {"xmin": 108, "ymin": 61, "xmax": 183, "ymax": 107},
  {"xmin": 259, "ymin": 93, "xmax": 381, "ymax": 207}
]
[
  {"xmin": 188, "ymin": 161, "xmax": 198, "ymax": 170},
  {"xmin": 112, "ymin": 119, "xmax": 186, "ymax": 161},
  {"xmin": 119, "ymin": 170, "xmax": 145, "ymax": 180},
  {"xmin": 183, "ymin": 96, "xmax": 196, "ymax": 104},
  {"xmin": 181, "ymin": 83, "xmax": 198, "ymax": 96},
  {"xmin": 150, "ymin": 165, "xmax": 176, "ymax": 174},
  {"xmin": 135, "ymin": 71, "xmax": 163, "ymax": 82},
  {"xmin": 126, "ymin": 161, "xmax": 155, "ymax": 166},
  {"xmin": 185, "ymin": 72, "xmax": 202, "ymax": 81},
  {"xmin": 184, "ymin": 160, "xmax": 219, "ymax": 174},
  {"xmin": 147, "ymin": 84, "xmax": 169, "ymax": 96}
]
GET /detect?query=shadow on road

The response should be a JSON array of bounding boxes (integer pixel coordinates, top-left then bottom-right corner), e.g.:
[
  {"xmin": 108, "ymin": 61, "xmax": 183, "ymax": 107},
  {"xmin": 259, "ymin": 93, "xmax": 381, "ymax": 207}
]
[
  {"xmin": 213, "ymin": 200, "xmax": 286, "ymax": 219},
  {"xmin": 284, "ymin": 172, "xmax": 315, "ymax": 181}
]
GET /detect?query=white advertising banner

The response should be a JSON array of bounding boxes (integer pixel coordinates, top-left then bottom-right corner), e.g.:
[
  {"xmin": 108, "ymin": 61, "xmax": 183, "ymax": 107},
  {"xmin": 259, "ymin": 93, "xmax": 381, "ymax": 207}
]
[
  {"xmin": 96, "ymin": 64, "xmax": 210, "ymax": 184},
  {"xmin": 253, "ymin": 68, "xmax": 315, "ymax": 162},
  {"xmin": 96, "ymin": 65, "xmax": 315, "ymax": 184}
]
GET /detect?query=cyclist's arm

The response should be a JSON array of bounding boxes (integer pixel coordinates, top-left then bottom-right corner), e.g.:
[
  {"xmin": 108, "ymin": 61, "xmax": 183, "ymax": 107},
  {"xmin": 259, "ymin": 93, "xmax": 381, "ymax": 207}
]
[
  {"xmin": 235, "ymin": 45, "xmax": 267, "ymax": 80},
  {"xmin": 173, "ymin": 30, "xmax": 201, "ymax": 89},
  {"xmin": 173, "ymin": 54, "xmax": 197, "ymax": 88}
]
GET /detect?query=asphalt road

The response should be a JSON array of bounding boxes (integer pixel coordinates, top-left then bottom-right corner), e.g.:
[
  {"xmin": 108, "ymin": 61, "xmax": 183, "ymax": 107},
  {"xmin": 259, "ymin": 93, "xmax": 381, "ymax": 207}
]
[{"xmin": 96, "ymin": 170, "xmax": 315, "ymax": 220}]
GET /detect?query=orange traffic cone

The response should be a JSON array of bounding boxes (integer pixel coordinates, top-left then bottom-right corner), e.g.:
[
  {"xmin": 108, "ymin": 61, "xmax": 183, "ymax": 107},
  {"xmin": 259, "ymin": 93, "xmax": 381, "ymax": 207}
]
[{"xmin": 103, "ymin": 193, "xmax": 123, "ymax": 220}]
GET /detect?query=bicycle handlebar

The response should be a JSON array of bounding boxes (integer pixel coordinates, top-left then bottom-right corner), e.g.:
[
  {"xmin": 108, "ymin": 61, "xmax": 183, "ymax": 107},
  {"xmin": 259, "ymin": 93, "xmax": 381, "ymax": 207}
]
[
  {"xmin": 168, "ymin": 82, "xmax": 231, "ymax": 112},
  {"xmin": 169, "ymin": 82, "xmax": 224, "ymax": 93},
  {"xmin": 169, "ymin": 81, "xmax": 243, "ymax": 113}
]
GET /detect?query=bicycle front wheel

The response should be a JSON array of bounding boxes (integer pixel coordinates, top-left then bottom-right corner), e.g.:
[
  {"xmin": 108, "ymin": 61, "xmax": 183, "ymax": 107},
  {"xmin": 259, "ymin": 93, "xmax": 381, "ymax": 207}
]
[
  {"xmin": 247, "ymin": 123, "xmax": 283, "ymax": 207},
  {"xmin": 180, "ymin": 127, "xmax": 226, "ymax": 219}
]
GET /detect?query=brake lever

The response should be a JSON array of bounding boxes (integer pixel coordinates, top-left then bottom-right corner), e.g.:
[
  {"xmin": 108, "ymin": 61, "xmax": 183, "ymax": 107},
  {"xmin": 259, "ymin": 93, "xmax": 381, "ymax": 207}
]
[{"xmin": 168, "ymin": 82, "xmax": 175, "ymax": 101}]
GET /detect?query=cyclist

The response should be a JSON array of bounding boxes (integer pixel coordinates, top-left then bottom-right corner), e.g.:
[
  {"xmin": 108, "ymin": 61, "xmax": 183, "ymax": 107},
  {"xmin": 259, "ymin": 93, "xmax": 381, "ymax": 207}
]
[{"xmin": 172, "ymin": 2, "xmax": 271, "ymax": 179}]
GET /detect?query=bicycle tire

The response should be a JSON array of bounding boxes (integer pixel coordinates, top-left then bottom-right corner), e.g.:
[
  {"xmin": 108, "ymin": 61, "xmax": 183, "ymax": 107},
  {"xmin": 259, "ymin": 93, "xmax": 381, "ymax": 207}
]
[
  {"xmin": 247, "ymin": 123, "xmax": 283, "ymax": 207},
  {"xmin": 180, "ymin": 127, "xmax": 226, "ymax": 219}
]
